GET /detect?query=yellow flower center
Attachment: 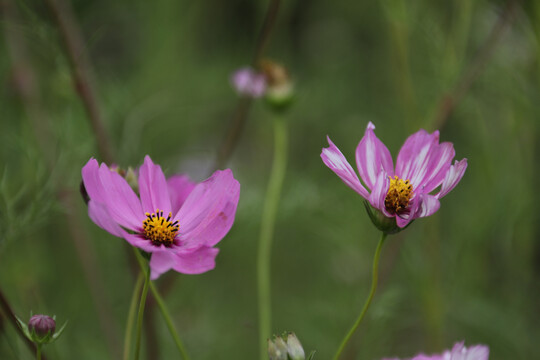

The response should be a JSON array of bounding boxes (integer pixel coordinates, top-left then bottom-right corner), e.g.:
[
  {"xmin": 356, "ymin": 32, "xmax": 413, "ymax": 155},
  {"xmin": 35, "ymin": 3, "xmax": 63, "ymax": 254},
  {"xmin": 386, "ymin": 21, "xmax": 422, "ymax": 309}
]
[
  {"xmin": 142, "ymin": 209, "xmax": 179, "ymax": 246},
  {"xmin": 384, "ymin": 176, "xmax": 413, "ymax": 215}
]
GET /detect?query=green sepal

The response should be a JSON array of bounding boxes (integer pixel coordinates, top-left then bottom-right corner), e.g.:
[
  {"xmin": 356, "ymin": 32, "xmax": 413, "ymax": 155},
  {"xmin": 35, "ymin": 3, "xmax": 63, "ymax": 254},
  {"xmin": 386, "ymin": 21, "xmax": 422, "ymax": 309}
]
[
  {"xmin": 363, "ymin": 201, "xmax": 413, "ymax": 234},
  {"xmin": 14, "ymin": 315, "xmax": 32, "ymax": 340},
  {"xmin": 51, "ymin": 321, "xmax": 68, "ymax": 341},
  {"xmin": 265, "ymin": 85, "xmax": 295, "ymax": 113},
  {"xmin": 139, "ymin": 248, "xmax": 152, "ymax": 261}
]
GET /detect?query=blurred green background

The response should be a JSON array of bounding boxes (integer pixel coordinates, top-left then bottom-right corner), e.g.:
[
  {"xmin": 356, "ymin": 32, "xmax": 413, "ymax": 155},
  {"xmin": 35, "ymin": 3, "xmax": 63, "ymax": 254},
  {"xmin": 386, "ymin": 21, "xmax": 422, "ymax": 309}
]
[{"xmin": 1, "ymin": 0, "xmax": 539, "ymax": 359}]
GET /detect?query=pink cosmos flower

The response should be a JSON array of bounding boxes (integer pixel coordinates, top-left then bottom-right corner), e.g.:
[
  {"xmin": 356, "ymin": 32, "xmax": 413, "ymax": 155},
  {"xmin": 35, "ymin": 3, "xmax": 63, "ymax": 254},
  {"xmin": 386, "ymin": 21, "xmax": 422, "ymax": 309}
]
[
  {"xmin": 82, "ymin": 155, "xmax": 240, "ymax": 280},
  {"xmin": 382, "ymin": 341, "xmax": 489, "ymax": 360},
  {"xmin": 231, "ymin": 67, "xmax": 267, "ymax": 98},
  {"xmin": 321, "ymin": 122, "xmax": 467, "ymax": 230}
]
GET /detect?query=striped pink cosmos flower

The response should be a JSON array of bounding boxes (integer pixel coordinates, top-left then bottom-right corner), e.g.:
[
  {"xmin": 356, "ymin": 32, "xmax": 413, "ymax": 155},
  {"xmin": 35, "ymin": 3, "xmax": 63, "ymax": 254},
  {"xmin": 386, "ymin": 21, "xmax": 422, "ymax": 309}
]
[
  {"xmin": 382, "ymin": 341, "xmax": 489, "ymax": 360},
  {"xmin": 321, "ymin": 122, "xmax": 467, "ymax": 231},
  {"xmin": 82, "ymin": 155, "xmax": 240, "ymax": 279}
]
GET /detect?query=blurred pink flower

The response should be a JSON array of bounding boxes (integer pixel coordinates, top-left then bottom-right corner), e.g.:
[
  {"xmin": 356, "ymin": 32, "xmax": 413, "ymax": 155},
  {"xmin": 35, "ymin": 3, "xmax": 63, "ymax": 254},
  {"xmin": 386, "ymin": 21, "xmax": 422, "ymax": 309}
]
[
  {"xmin": 231, "ymin": 67, "xmax": 267, "ymax": 98},
  {"xmin": 321, "ymin": 122, "xmax": 467, "ymax": 229},
  {"xmin": 382, "ymin": 341, "xmax": 489, "ymax": 360},
  {"xmin": 82, "ymin": 155, "xmax": 240, "ymax": 279}
]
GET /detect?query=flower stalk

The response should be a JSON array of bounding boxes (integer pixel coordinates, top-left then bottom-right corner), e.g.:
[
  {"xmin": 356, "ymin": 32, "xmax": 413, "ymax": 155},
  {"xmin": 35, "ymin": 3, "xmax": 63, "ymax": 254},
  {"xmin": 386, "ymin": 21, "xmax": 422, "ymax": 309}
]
[
  {"xmin": 332, "ymin": 232, "xmax": 387, "ymax": 360},
  {"xmin": 134, "ymin": 255, "xmax": 151, "ymax": 360},
  {"xmin": 123, "ymin": 272, "xmax": 144, "ymax": 360},
  {"xmin": 257, "ymin": 114, "xmax": 288, "ymax": 359},
  {"xmin": 133, "ymin": 248, "xmax": 190, "ymax": 360}
]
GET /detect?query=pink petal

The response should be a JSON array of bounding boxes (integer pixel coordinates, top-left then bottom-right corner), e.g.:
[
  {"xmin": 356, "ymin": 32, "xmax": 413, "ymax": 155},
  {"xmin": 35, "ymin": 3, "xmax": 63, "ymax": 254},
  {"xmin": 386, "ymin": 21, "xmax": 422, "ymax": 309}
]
[
  {"xmin": 411, "ymin": 355, "xmax": 444, "ymax": 360},
  {"xmin": 457, "ymin": 345, "xmax": 489, "ymax": 360},
  {"xmin": 138, "ymin": 155, "xmax": 172, "ymax": 215},
  {"xmin": 448, "ymin": 341, "xmax": 489, "ymax": 360},
  {"xmin": 418, "ymin": 142, "xmax": 455, "ymax": 193},
  {"xmin": 450, "ymin": 341, "xmax": 466, "ymax": 354},
  {"xmin": 82, "ymin": 159, "xmax": 107, "ymax": 203},
  {"xmin": 395, "ymin": 195, "xmax": 421, "ymax": 228},
  {"xmin": 82, "ymin": 159, "xmax": 143, "ymax": 231},
  {"xmin": 395, "ymin": 129, "xmax": 440, "ymax": 188},
  {"xmin": 175, "ymin": 169, "xmax": 240, "ymax": 249},
  {"xmin": 173, "ymin": 246, "xmax": 219, "ymax": 274},
  {"xmin": 396, "ymin": 214, "xmax": 412, "ymax": 228},
  {"xmin": 250, "ymin": 74, "xmax": 267, "ymax": 97},
  {"xmin": 231, "ymin": 67, "xmax": 267, "ymax": 98},
  {"xmin": 88, "ymin": 200, "xmax": 125, "ymax": 237},
  {"xmin": 368, "ymin": 169, "xmax": 390, "ymax": 215},
  {"xmin": 149, "ymin": 251, "xmax": 177, "ymax": 280},
  {"xmin": 98, "ymin": 164, "xmax": 144, "ymax": 230},
  {"xmin": 123, "ymin": 233, "xmax": 160, "ymax": 253},
  {"xmin": 356, "ymin": 122, "xmax": 394, "ymax": 189},
  {"xmin": 321, "ymin": 136, "xmax": 369, "ymax": 199},
  {"xmin": 436, "ymin": 159, "xmax": 468, "ymax": 199},
  {"xmin": 167, "ymin": 175, "xmax": 196, "ymax": 215},
  {"xmin": 413, "ymin": 193, "xmax": 441, "ymax": 218}
]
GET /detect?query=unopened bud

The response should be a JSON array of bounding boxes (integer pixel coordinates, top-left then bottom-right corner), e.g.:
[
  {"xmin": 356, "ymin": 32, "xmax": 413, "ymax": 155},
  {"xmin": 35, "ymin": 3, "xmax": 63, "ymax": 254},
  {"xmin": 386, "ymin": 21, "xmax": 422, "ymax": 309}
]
[
  {"xmin": 16, "ymin": 313, "xmax": 67, "ymax": 345},
  {"xmin": 110, "ymin": 165, "xmax": 139, "ymax": 193},
  {"xmin": 124, "ymin": 167, "xmax": 139, "ymax": 193},
  {"xmin": 286, "ymin": 332, "xmax": 305, "ymax": 360},
  {"xmin": 268, "ymin": 336, "xmax": 288, "ymax": 360},
  {"xmin": 28, "ymin": 315, "xmax": 55, "ymax": 338},
  {"xmin": 260, "ymin": 59, "xmax": 294, "ymax": 111}
]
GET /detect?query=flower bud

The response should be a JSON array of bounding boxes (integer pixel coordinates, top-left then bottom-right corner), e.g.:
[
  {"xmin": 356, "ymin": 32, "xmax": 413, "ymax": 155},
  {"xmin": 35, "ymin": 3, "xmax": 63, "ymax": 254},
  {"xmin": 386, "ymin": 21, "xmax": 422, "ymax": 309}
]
[
  {"xmin": 110, "ymin": 165, "xmax": 139, "ymax": 193},
  {"xmin": 124, "ymin": 167, "xmax": 139, "ymax": 193},
  {"xmin": 16, "ymin": 313, "xmax": 67, "ymax": 345},
  {"xmin": 268, "ymin": 336, "xmax": 288, "ymax": 360},
  {"xmin": 285, "ymin": 332, "xmax": 305, "ymax": 360},
  {"xmin": 28, "ymin": 315, "xmax": 55, "ymax": 338},
  {"xmin": 260, "ymin": 59, "xmax": 294, "ymax": 111}
]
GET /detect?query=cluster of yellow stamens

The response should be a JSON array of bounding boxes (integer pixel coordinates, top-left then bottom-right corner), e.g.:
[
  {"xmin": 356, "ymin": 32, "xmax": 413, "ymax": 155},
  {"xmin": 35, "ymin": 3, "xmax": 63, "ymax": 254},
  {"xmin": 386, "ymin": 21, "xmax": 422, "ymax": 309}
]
[
  {"xmin": 384, "ymin": 176, "xmax": 413, "ymax": 215},
  {"xmin": 142, "ymin": 209, "xmax": 179, "ymax": 246}
]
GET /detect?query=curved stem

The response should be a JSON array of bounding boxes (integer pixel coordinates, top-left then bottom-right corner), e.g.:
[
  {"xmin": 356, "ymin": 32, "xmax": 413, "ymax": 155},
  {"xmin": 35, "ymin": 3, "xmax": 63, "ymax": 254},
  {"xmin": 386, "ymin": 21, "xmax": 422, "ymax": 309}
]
[
  {"xmin": 45, "ymin": 0, "xmax": 114, "ymax": 163},
  {"xmin": 0, "ymin": 288, "xmax": 46, "ymax": 359},
  {"xmin": 123, "ymin": 272, "xmax": 144, "ymax": 360},
  {"xmin": 149, "ymin": 281, "xmax": 190, "ymax": 360},
  {"xmin": 252, "ymin": 0, "xmax": 281, "ymax": 65},
  {"xmin": 134, "ymin": 258, "xmax": 150, "ymax": 360},
  {"xmin": 332, "ymin": 232, "xmax": 387, "ymax": 360},
  {"xmin": 257, "ymin": 115, "xmax": 288, "ymax": 360},
  {"xmin": 213, "ymin": 0, "xmax": 282, "ymax": 170},
  {"xmin": 133, "ymin": 249, "xmax": 190, "ymax": 360}
]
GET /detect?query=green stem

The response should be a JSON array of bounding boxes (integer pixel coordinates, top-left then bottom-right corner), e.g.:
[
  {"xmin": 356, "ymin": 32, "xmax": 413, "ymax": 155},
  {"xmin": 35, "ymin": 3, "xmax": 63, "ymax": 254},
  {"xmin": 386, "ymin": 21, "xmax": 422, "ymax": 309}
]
[
  {"xmin": 257, "ymin": 115, "xmax": 288, "ymax": 360},
  {"xmin": 332, "ymin": 232, "xmax": 387, "ymax": 360},
  {"xmin": 133, "ymin": 249, "xmax": 190, "ymax": 360},
  {"xmin": 123, "ymin": 272, "xmax": 144, "ymax": 360},
  {"xmin": 134, "ymin": 257, "xmax": 150, "ymax": 360},
  {"xmin": 36, "ymin": 345, "xmax": 42, "ymax": 360}
]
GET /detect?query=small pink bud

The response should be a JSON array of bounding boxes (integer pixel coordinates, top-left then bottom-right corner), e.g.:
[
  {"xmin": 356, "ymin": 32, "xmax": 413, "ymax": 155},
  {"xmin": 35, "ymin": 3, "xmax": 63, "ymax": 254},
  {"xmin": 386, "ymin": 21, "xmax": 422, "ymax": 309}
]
[{"xmin": 28, "ymin": 315, "xmax": 56, "ymax": 337}]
